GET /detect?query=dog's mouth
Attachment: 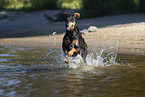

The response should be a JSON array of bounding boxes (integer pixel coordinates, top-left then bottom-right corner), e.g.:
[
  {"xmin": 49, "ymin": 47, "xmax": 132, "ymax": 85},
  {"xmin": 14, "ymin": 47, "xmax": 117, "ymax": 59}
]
[
  {"xmin": 67, "ymin": 26, "xmax": 72, "ymax": 30},
  {"xmin": 67, "ymin": 22, "xmax": 76, "ymax": 31}
]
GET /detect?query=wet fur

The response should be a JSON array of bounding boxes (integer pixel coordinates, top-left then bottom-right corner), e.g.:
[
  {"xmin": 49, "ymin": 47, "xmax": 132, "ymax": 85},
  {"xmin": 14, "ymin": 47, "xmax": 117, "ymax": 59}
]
[{"xmin": 62, "ymin": 13, "xmax": 87, "ymax": 63}]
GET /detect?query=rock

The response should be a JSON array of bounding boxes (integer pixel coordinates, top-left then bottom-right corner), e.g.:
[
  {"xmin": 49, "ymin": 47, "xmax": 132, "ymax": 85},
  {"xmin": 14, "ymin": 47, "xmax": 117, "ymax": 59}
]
[
  {"xmin": 80, "ymin": 26, "xmax": 97, "ymax": 34},
  {"xmin": 0, "ymin": 11, "xmax": 7, "ymax": 20},
  {"xmin": 88, "ymin": 26, "xmax": 97, "ymax": 32}
]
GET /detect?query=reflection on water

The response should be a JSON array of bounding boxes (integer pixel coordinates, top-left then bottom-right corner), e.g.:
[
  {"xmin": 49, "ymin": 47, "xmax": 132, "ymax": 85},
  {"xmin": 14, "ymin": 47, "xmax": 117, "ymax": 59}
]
[{"xmin": 0, "ymin": 44, "xmax": 145, "ymax": 97}]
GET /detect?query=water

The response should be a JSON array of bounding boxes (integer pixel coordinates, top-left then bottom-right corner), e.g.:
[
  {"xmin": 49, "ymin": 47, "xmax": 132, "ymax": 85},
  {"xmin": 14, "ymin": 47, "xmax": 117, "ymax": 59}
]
[{"xmin": 0, "ymin": 35, "xmax": 145, "ymax": 96}]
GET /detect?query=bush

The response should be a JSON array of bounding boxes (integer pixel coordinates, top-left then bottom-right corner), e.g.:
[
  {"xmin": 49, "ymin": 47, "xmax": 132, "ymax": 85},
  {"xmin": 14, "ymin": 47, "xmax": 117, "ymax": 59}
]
[
  {"xmin": 81, "ymin": 0, "xmax": 139, "ymax": 18},
  {"xmin": 58, "ymin": 0, "xmax": 82, "ymax": 9},
  {"xmin": 0, "ymin": 0, "xmax": 9, "ymax": 10},
  {"xmin": 139, "ymin": 0, "xmax": 145, "ymax": 12},
  {"xmin": 110, "ymin": 0, "xmax": 138, "ymax": 11},
  {"xmin": 29, "ymin": 0, "xmax": 60, "ymax": 10}
]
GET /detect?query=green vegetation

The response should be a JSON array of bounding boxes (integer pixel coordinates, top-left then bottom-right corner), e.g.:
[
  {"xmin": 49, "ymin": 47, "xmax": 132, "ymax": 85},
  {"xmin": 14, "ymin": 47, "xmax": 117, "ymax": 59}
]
[
  {"xmin": 58, "ymin": 0, "xmax": 82, "ymax": 9},
  {"xmin": 0, "ymin": 0, "xmax": 29, "ymax": 10},
  {"xmin": 0, "ymin": 0, "xmax": 9, "ymax": 10},
  {"xmin": 0, "ymin": 0, "xmax": 142, "ymax": 17},
  {"xmin": 0, "ymin": 0, "xmax": 82, "ymax": 11}
]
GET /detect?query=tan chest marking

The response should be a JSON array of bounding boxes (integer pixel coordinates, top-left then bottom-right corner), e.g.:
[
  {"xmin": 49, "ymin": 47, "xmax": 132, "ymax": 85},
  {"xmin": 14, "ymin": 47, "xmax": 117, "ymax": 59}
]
[
  {"xmin": 68, "ymin": 40, "xmax": 79, "ymax": 56},
  {"xmin": 72, "ymin": 40, "xmax": 78, "ymax": 46}
]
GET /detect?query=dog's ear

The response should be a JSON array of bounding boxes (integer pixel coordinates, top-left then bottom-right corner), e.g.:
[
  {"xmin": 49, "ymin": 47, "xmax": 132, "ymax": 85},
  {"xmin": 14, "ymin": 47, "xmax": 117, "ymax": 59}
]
[
  {"xmin": 74, "ymin": 13, "xmax": 80, "ymax": 19},
  {"xmin": 64, "ymin": 13, "xmax": 68, "ymax": 20}
]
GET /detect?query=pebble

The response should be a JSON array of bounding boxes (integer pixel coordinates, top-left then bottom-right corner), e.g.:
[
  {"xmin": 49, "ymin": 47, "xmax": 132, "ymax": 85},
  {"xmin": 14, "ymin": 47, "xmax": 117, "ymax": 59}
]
[
  {"xmin": 80, "ymin": 26, "xmax": 97, "ymax": 34},
  {"xmin": 88, "ymin": 26, "xmax": 98, "ymax": 32}
]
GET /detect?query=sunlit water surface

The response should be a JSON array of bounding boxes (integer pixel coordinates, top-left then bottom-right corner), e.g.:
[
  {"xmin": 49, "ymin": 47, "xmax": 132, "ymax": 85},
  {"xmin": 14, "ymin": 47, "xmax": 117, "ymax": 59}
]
[{"xmin": 0, "ymin": 44, "xmax": 145, "ymax": 97}]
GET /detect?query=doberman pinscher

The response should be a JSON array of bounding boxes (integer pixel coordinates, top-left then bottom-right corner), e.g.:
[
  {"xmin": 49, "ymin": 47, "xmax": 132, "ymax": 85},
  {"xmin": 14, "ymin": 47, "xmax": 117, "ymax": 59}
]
[{"xmin": 62, "ymin": 13, "xmax": 87, "ymax": 63}]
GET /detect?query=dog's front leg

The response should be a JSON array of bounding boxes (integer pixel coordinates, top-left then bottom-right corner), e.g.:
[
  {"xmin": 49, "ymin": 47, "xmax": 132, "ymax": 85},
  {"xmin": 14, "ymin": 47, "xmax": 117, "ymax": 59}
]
[
  {"xmin": 64, "ymin": 50, "xmax": 70, "ymax": 63},
  {"xmin": 65, "ymin": 48, "xmax": 77, "ymax": 63},
  {"xmin": 68, "ymin": 48, "xmax": 77, "ymax": 56}
]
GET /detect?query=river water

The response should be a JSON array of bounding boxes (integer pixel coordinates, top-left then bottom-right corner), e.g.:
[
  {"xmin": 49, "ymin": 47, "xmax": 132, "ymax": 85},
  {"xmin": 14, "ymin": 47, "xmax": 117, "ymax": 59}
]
[{"xmin": 0, "ymin": 44, "xmax": 145, "ymax": 97}]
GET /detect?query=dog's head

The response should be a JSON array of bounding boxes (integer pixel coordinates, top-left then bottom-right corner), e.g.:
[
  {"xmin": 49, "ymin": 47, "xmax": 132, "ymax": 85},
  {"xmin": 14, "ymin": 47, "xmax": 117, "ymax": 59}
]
[{"xmin": 64, "ymin": 13, "xmax": 80, "ymax": 31}]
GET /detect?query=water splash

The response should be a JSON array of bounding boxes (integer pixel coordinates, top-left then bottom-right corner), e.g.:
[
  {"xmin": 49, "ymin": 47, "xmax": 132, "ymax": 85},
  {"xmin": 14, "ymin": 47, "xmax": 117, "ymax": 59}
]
[
  {"xmin": 67, "ymin": 49, "xmax": 118, "ymax": 69},
  {"xmin": 48, "ymin": 32, "xmax": 57, "ymax": 46},
  {"xmin": 45, "ymin": 31, "xmax": 119, "ymax": 70},
  {"xmin": 67, "ymin": 35, "xmax": 119, "ymax": 69}
]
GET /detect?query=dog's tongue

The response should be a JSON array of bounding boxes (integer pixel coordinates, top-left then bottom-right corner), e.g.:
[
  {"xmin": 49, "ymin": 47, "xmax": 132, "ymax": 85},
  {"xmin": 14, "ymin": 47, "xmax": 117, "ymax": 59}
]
[{"xmin": 67, "ymin": 26, "xmax": 71, "ymax": 30}]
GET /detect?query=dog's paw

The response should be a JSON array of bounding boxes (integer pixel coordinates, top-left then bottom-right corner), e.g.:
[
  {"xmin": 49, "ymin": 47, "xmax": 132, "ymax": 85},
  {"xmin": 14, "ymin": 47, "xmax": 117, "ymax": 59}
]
[
  {"xmin": 65, "ymin": 56, "xmax": 70, "ymax": 63},
  {"xmin": 65, "ymin": 59, "xmax": 70, "ymax": 63}
]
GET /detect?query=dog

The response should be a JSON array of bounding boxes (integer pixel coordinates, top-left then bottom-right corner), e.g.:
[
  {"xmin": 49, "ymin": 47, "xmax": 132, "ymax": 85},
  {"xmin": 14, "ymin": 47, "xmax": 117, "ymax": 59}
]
[{"xmin": 62, "ymin": 13, "xmax": 87, "ymax": 63}]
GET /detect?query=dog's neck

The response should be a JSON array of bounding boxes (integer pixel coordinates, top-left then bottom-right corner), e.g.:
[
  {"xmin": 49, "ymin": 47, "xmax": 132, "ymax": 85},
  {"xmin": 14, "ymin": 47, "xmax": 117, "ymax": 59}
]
[{"xmin": 66, "ymin": 26, "xmax": 79, "ymax": 39}]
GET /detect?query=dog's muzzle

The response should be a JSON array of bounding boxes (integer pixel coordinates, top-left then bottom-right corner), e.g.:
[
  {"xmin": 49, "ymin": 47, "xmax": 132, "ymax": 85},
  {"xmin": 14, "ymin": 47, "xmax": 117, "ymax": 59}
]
[{"xmin": 67, "ymin": 22, "xmax": 76, "ymax": 31}]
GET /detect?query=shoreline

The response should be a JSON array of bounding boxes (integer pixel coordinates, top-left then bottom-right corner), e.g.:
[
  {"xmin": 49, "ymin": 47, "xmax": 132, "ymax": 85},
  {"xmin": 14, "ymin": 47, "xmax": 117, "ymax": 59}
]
[{"xmin": 0, "ymin": 31, "xmax": 144, "ymax": 56}]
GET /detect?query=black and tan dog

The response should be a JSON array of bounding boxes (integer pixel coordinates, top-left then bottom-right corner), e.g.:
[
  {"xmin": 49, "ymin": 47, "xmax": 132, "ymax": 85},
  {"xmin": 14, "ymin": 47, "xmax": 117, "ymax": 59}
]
[{"xmin": 62, "ymin": 13, "xmax": 87, "ymax": 63}]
